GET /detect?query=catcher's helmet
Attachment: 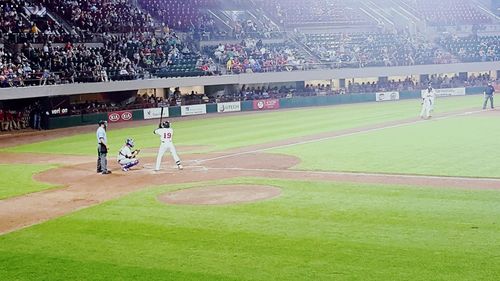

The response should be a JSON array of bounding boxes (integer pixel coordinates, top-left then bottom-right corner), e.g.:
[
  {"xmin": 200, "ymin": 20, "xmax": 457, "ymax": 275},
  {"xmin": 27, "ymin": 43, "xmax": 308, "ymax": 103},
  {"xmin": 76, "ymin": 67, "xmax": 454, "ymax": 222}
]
[
  {"xmin": 126, "ymin": 138, "xmax": 134, "ymax": 147},
  {"xmin": 162, "ymin": 121, "xmax": 170, "ymax": 128}
]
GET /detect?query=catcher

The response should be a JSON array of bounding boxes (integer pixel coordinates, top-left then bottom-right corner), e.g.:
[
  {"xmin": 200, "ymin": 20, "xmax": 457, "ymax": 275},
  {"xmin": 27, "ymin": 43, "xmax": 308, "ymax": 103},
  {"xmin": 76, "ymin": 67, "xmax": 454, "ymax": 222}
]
[{"xmin": 117, "ymin": 138, "xmax": 140, "ymax": 172}]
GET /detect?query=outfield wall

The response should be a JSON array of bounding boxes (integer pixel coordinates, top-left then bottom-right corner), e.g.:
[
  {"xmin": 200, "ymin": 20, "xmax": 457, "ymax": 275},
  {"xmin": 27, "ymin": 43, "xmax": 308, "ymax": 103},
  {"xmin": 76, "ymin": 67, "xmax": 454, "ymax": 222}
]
[{"xmin": 46, "ymin": 87, "xmax": 486, "ymax": 129}]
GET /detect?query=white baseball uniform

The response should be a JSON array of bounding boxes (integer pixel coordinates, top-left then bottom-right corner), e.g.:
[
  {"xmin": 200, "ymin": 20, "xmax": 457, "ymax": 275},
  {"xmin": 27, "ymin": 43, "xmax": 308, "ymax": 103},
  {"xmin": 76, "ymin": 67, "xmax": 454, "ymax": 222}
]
[
  {"xmin": 420, "ymin": 88, "xmax": 436, "ymax": 118},
  {"xmin": 117, "ymin": 145, "xmax": 136, "ymax": 165},
  {"xmin": 154, "ymin": 127, "xmax": 181, "ymax": 170},
  {"xmin": 117, "ymin": 144, "xmax": 139, "ymax": 171}
]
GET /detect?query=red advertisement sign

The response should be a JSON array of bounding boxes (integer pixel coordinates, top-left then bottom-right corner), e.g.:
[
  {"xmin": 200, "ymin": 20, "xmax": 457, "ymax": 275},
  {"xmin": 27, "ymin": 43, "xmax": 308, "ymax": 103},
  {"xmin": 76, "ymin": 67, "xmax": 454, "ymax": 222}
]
[
  {"xmin": 108, "ymin": 111, "xmax": 133, "ymax": 122},
  {"xmin": 494, "ymin": 82, "xmax": 500, "ymax": 92},
  {"xmin": 253, "ymin": 99, "xmax": 280, "ymax": 110}
]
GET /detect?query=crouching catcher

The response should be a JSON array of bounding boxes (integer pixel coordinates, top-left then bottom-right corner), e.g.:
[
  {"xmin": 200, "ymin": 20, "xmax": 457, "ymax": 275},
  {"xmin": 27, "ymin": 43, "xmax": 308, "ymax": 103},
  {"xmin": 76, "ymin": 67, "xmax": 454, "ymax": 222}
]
[{"xmin": 117, "ymin": 138, "xmax": 140, "ymax": 171}]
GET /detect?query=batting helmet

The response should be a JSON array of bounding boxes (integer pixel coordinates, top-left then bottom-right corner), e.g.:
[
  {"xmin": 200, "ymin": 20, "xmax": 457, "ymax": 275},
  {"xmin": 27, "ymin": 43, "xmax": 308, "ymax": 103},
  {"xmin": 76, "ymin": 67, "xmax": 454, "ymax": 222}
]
[
  {"xmin": 162, "ymin": 121, "xmax": 170, "ymax": 128},
  {"xmin": 126, "ymin": 138, "xmax": 134, "ymax": 147},
  {"xmin": 98, "ymin": 120, "xmax": 107, "ymax": 128}
]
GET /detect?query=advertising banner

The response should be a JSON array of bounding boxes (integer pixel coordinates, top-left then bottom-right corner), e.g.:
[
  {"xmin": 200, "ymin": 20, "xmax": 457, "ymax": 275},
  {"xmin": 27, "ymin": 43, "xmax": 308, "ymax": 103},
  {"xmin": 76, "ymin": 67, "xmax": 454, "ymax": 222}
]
[
  {"xmin": 108, "ymin": 110, "xmax": 133, "ymax": 122},
  {"xmin": 217, "ymin": 102, "xmax": 241, "ymax": 113},
  {"xmin": 494, "ymin": 82, "xmax": 500, "ymax": 93},
  {"xmin": 50, "ymin": 108, "xmax": 69, "ymax": 115},
  {"xmin": 143, "ymin": 107, "xmax": 169, "ymax": 120},
  {"xmin": 422, "ymin": 87, "xmax": 465, "ymax": 97},
  {"xmin": 376, "ymin": 91, "xmax": 400, "ymax": 102},
  {"xmin": 181, "ymin": 104, "xmax": 207, "ymax": 116},
  {"xmin": 253, "ymin": 99, "xmax": 280, "ymax": 110}
]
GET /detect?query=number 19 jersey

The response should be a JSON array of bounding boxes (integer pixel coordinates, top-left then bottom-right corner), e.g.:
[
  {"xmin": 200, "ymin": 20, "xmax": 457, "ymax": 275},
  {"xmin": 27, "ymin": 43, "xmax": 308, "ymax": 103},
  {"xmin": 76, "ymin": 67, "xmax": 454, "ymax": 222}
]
[{"xmin": 154, "ymin": 128, "xmax": 173, "ymax": 142}]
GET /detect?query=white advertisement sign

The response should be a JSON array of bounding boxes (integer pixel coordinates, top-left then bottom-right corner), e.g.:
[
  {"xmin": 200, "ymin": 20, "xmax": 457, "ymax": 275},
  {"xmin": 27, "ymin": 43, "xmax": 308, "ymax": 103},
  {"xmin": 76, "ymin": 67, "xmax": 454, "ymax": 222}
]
[
  {"xmin": 217, "ymin": 102, "xmax": 241, "ymax": 113},
  {"xmin": 422, "ymin": 87, "xmax": 465, "ymax": 97},
  {"xmin": 376, "ymin": 91, "xmax": 400, "ymax": 102},
  {"xmin": 181, "ymin": 104, "xmax": 207, "ymax": 116},
  {"xmin": 143, "ymin": 107, "xmax": 169, "ymax": 120}
]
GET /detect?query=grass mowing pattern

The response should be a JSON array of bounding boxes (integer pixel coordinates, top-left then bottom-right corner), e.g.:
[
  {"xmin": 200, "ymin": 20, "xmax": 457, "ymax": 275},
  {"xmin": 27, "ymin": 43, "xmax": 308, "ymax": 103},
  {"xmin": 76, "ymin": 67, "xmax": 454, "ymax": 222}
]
[
  {"xmin": 0, "ymin": 164, "xmax": 58, "ymax": 199},
  {"xmin": 0, "ymin": 178, "xmax": 499, "ymax": 280},
  {"xmin": 273, "ymin": 115, "xmax": 500, "ymax": 178},
  {"xmin": 3, "ymin": 96, "xmax": 480, "ymax": 156}
]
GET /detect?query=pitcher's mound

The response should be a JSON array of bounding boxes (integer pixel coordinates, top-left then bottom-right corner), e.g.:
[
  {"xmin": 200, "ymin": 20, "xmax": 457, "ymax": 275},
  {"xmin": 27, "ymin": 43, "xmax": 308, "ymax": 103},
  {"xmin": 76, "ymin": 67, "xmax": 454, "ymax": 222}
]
[{"xmin": 158, "ymin": 185, "xmax": 281, "ymax": 205}]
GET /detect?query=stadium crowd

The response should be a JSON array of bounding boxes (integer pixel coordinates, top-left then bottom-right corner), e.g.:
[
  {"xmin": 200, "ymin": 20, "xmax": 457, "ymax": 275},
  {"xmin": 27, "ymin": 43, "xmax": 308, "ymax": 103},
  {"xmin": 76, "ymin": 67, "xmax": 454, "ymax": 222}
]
[
  {"xmin": 38, "ymin": 0, "xmax": 155, "ymax": 33},
  {"xmin": 0, "ymin": 30, "xmax": 214, "ymax": 87},
  {"xmin": 231, "ymin": 73, "xmax": 494, "ymax": 101},
  {"xmin": 0, "ymin": 102, "xmax": 43, "ymax": 131},
  {"xmin": 344, "ymin": 73, "xmax": 493, "ymax": 94},
  {"xmin": 206, "ymin": 38, "xmax": 309, "ymax": 74},
  {"xmin": 439, "ymin": 35, "xmax": 500, "ymax": 62},
  {"xmin": 0, "ymin": 0, "xmax": 72, "ymax": 44},
  {"xmin": 302, "ymin": 32, "xmax": 453, "ymax": 67},
  {"xmin": 194, "ymin": 13, "xmax": 281, "ymax": 41},
  {"xmin": 0, "ymin": 0, "xmax": 498, "ymax": 88}
]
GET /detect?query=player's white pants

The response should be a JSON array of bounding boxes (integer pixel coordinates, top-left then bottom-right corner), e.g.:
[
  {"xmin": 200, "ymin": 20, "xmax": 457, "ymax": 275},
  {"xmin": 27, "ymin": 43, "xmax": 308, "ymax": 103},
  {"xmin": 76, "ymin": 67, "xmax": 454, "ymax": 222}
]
[
  {"xmin": 118, "ymin": 158, "xmax": 138, "ymax": 165},
  {"xmin": 420, "ymin": 99, "xmax": 432, "ymax": 118},
  {"xmin": 155, "ymin": 142, "xmax": 181, "ymax": 170}
]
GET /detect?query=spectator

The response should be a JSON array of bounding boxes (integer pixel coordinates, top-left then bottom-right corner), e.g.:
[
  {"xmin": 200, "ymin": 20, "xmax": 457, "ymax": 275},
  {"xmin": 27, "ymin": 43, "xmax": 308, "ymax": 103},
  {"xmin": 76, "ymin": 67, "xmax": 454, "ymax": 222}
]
[
  {"xmin": 0, "ymin": 109, "xmax": 10, "ymax": 131},
  {"xmin": 32, "ymin": 103, "xmax": 42, "ymax": 130},
  {"xmin": 40, "ymin": 69, "xmax": 50, "ymax": 86}
]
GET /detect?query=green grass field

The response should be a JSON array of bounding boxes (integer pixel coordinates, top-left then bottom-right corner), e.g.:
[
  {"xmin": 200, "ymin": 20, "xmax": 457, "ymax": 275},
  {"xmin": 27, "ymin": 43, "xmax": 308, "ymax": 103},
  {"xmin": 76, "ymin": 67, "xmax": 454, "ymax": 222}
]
[
  {"xmin": 1, "ymin": 178, "xmax": 499, "ymax": 281},
  {"xmin": 1, "ymin": 95, "xmax": 499, "ymax": 280},
  {"xmin": 3, "ymin": 95, "xmax": 480, "ymax": 156},
  {"xmin": 0, "ymin": 164, "xmax": 58, "ymax": 199},
  {"xmin": 273, "ymin": 115, "xmax": 500, "ymax": 178}
]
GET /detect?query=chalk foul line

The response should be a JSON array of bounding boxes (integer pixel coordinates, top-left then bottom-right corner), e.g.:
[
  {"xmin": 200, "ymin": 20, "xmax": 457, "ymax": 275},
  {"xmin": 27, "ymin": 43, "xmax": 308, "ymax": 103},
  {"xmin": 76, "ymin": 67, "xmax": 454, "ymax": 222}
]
[{"xmin": 198, "ymin": 109, "xmax": 484, "ymax": 163}]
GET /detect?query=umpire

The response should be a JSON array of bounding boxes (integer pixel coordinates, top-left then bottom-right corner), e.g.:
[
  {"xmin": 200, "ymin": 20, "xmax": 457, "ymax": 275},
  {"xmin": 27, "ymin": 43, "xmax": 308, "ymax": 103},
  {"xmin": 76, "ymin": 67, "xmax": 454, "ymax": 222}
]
[
  {"xmin": 483, "ymin": 81, "xmax": 495, "ymax": 110},
  {"xmin": 97, "ymin": 120, "xmax": 111, "ymax": 174}
]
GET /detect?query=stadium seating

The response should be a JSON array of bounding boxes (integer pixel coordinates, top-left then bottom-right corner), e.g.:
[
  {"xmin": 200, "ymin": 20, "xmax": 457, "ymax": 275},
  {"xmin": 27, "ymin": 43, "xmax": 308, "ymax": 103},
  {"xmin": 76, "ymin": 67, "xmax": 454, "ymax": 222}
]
[
  {"xmin": 0, "ymin": 0, "xmax": 498, "ymax": 89},
  {"xmin": 402, "ymin": 0, "xmax": 491, "ymax": 26},
  {"xmin": 38, "ymin": 0, "xmax": 155, "ymax": 33},
  {"xmin": 302, "ymin": 32, "xmax": 443, "ymax": 67},
  {"xmin": 439, "ymin": 35, "xmax": 500, "ymax": 62},
  {"xmin": 262, "ymin": 0, "xmax": 372, "ymax": 26},
  {"xmin": 0, "ymin": 0, "xmax": 70, "ymax": 43},
  {"xmin": 138, "ymin": 0, "xmax": 217, "ymax": 31},
  {"xmin": 204, "ymin": 39, "xmax": 309, "ymax": 73},
  {"xmin": 0, "ymin": 32, "xmax": 211, "ymax": 87}
]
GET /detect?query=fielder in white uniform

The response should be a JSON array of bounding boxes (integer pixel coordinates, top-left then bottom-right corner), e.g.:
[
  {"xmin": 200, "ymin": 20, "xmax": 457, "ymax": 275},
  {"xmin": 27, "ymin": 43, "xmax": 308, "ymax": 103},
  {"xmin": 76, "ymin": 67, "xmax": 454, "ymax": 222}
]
[
  {"xmin": 117, "ymin": 138, "xmax": 140, "ymax": 171},
  {"xmin": 420, "ymin": 85, "xmax": 436, "ymax": 119},
  {"xmin": 154, "ymin": 121, "xmax": 183, "ymax": 171}
]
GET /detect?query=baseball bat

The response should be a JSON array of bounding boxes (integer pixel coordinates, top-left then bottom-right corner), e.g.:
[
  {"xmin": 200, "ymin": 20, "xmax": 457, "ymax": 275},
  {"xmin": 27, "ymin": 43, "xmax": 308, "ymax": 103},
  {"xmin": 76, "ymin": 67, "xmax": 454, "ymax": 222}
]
[{"xmin": 159, "ymin": 107, "xmax": 164, "ymax": 127}]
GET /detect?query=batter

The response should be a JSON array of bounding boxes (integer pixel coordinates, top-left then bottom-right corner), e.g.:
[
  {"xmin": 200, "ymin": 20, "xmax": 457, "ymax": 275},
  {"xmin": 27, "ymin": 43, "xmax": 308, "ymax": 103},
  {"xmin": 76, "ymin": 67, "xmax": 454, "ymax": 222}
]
[{"xmin": 154, "ymin": 121, "xmax": 183, "ymax": 171}]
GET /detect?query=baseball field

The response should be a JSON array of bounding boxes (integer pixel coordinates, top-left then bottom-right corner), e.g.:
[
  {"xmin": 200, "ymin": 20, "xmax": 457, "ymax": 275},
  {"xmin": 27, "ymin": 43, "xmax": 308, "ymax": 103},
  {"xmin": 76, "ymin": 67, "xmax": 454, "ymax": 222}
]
[{"xmin": 1, "ymin": 95, "xmax": 499, "ymax": 280}]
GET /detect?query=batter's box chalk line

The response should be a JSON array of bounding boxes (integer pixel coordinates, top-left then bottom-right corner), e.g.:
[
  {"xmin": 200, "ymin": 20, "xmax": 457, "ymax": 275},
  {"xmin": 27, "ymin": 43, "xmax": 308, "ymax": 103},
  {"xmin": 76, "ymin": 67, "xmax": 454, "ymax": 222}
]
[{"xmin": 141, "ymin": 163, "xmax": 208, "ymax": 172}]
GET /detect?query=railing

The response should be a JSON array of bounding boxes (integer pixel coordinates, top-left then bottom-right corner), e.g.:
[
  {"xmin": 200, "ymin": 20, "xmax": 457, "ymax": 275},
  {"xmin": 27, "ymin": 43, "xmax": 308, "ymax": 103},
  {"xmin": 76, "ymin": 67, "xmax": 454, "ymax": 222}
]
[
  {"xmin": 1, "ymin": 59, "xmax": 499, "ymax": 89},
  {"xmin": 0, "ymin": 32, "xmax": 106, "ymax": 44},
  {"xmin": 196, "ymin": 31, "xmax": 287, "ymax": 41}
]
